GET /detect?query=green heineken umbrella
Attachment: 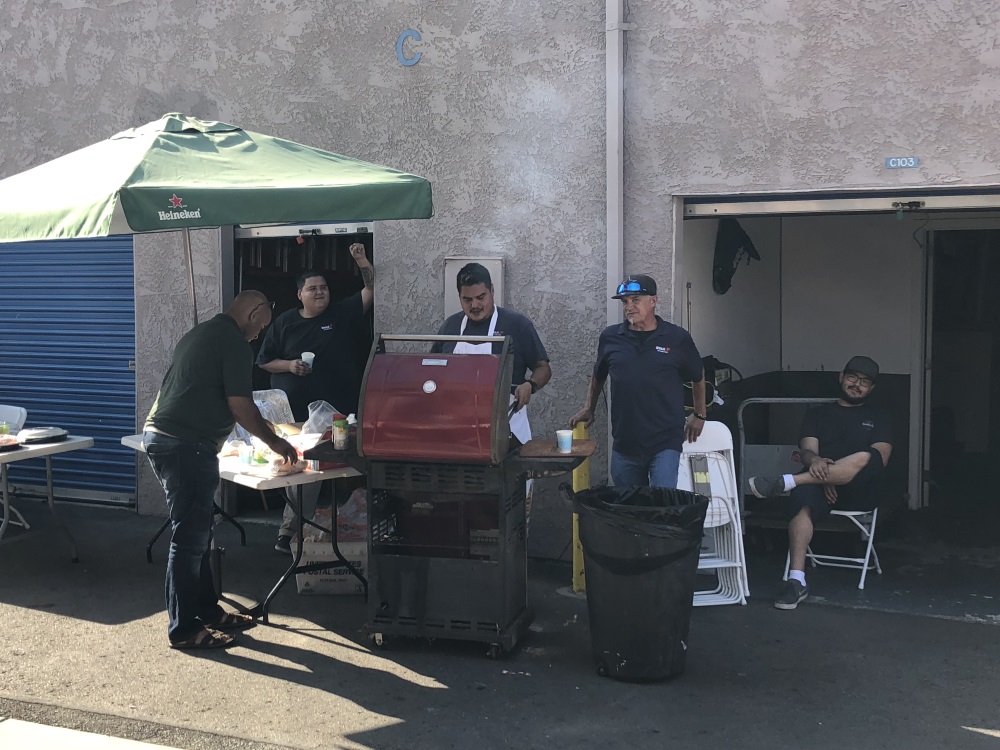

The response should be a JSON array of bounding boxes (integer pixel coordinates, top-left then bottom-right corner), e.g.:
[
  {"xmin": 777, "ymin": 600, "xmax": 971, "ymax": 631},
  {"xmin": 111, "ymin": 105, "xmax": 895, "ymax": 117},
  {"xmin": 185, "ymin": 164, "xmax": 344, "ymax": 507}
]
[{"xmin": 0, "ymin": 113, "xmax": 433, "ymax": 323}]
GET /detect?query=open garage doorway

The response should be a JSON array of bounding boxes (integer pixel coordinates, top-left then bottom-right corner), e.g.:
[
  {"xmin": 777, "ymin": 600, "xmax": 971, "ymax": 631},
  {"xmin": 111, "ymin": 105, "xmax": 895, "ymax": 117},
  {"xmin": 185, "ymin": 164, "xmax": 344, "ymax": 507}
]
[
  {"xmin": 675, "ymin": 210, "xmax": 924, "ymax": 523},
  {"xmin": 926, "ymin": 228, "xmax": 1000, "ymax": 543},
  {"xmin": 676, "ymin": 193, "xmax": 1000, "ymax": 615},
  {"xmin": 677, "ymin": 190, "xmax": 1000, "ymax": 519}
]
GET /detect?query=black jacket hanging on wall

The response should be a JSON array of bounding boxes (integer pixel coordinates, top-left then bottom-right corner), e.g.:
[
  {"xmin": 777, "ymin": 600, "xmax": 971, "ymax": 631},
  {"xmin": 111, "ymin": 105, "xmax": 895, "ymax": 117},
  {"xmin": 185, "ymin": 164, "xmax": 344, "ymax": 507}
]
[{"xmin": 713, "ymin": 217, "xmax": 761, "ymax": 294}]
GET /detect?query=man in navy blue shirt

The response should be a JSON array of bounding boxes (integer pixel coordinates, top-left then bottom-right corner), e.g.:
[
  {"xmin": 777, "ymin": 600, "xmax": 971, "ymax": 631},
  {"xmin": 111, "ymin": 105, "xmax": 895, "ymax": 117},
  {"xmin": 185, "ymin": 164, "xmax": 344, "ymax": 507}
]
[
  {"xmin": 431, "ymin": 262, "xmax": 551, "ymax": 440},
  {"xmin": 571, "ymin": 274, "xmax": 706, "ymax": 489}
]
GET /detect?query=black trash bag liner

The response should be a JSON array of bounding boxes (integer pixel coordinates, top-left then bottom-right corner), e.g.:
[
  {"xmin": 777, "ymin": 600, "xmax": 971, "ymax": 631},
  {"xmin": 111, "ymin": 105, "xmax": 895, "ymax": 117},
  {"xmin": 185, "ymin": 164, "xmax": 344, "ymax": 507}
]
[
  {"xmin": 561, "ymin": 483, "xmax": 708, "ymax": 682},
  {"xmin": 571, "ymin": 484, "xmax": 708, "ymax": 539}
]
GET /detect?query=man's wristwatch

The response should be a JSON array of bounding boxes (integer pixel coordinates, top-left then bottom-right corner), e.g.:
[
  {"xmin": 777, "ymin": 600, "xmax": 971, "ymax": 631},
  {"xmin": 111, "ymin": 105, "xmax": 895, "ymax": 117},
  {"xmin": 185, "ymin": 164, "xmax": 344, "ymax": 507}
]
[
  {"xmin": 527, "ymin": 380, "xmax": 539, "ymax": 394},
  {"xmin": 691, "ymin": 413, "xmax": 706, "ymax": 421}
]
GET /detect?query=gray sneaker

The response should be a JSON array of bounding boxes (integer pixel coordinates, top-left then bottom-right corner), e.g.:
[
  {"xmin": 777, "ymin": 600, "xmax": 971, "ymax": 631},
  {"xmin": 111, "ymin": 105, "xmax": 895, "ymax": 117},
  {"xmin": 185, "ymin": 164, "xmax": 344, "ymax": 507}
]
[
  {"xmin": 274, "ymin": 535, "xmax": 292, "ymax": 554},
  {"xmin": 749, "ymin": 475, "xmax": 785, "ymax": 498},
  {"xmin": 774, "ymin": 579, "xmax": 808, "ymax": 610}
]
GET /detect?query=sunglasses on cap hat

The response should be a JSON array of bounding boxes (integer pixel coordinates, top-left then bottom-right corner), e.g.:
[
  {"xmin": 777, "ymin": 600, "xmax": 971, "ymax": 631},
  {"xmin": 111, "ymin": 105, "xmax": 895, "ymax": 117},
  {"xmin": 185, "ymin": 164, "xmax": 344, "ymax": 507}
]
[
  {"xmin": 612, "ymin": 274, "xmax": 657, "ymax": 299},
  {"xmin": 617, "ymin": 281, "xmax": 642, "ymax": 295}
]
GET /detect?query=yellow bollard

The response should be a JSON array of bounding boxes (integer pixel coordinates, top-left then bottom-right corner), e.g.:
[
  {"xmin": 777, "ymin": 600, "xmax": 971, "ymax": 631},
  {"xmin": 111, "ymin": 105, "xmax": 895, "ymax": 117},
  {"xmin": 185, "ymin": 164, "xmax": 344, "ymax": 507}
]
[{"xmin": 571, "ymin": 423, "xmax": 590, "ymax": 593}]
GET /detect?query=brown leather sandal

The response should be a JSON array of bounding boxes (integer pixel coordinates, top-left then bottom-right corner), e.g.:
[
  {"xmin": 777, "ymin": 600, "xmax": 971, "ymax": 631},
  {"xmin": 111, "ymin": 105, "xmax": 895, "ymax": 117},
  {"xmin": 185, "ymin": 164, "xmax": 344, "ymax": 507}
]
[
  {"xmin": 170, "ymin": 627, "xmax": 235, "ymax": 650},
  {"xmin": 212, "ymin": 611, "xmax": 255, "ymax": 632}
]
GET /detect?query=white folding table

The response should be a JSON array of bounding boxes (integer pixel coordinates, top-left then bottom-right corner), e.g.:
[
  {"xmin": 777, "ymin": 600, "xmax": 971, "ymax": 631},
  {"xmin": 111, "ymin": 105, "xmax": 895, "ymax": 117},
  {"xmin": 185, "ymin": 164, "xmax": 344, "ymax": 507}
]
[
  {"xmin": 123, "ymin": 434, "xmax": 364, "ymax": 622},
  {"xmin": 0, "ymin": 435, "xmax": 95, "ymax": 561}
]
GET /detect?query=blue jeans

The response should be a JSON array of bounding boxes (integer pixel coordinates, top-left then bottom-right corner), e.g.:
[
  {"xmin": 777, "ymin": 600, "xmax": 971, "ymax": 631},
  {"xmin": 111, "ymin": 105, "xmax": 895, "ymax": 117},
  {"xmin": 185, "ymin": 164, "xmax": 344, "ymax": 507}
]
[
  {"xmin": 611, "ymin": 448, "xmax": 682, "ymax": 489},
  {"xmin": 143, "ymin": 432, "xmax": 224, "ymax": 643}
]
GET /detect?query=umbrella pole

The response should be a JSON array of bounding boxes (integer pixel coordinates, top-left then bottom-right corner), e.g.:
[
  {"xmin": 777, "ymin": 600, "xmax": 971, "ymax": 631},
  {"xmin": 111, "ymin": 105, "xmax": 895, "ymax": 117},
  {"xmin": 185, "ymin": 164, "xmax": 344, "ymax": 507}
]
[{"xmin": 182, "ymin": 228, "xmax": 198, "ymax": 327}]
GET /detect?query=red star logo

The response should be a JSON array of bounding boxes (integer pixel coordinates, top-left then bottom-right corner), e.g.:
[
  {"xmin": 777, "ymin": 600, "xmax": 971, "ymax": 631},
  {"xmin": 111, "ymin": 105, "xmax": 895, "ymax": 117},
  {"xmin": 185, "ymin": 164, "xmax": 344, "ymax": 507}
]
[{"xmin": 169, "ymin": 194, "xmax": 184, "ymax": 208}]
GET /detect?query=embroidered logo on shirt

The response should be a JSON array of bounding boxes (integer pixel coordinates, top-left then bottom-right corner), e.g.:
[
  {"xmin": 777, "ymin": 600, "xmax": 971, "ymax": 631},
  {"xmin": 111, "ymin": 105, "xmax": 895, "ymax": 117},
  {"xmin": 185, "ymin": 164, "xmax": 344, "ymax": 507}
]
[
  {"xmin": 862, "ymin": 420, "xmax": 875, "ymax": 430},
  {"xmin": 321, "ymin": 325, "xmax": 333, "ymax": 331},
  {"xmin": 655, "ymin": 346, "xmax": 671, "ymax": 354}
]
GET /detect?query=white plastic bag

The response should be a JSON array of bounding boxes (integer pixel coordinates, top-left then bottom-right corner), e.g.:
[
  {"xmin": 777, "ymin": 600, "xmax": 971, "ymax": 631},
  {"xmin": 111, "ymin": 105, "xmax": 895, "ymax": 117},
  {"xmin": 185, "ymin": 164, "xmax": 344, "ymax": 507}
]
[
  {"xmin": 302, "ymin": 400, "xmax": 344, "ymax": 436},
  {"xmin": 337, "ymin": 488, "xmax": 368, "ymax": 542},
  {"xmin": 229, "ymin": 389, "xmax": 295, "ymax": 443}
]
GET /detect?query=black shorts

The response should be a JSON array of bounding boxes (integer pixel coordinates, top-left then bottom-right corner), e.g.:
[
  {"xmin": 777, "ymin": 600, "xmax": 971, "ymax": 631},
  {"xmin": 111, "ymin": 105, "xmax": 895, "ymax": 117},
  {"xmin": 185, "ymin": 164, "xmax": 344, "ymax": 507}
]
[{"xmin": 787, "ymin": 448, "xmax": 884, "ymax": 520}]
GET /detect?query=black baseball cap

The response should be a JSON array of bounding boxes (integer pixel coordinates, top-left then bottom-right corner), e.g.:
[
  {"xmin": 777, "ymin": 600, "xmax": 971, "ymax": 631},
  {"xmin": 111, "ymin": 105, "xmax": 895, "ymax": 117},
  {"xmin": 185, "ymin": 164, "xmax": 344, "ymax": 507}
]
[
  {"xmin": 612, "ymin": 274, "xmax": 657, "ymax": 299},
  {"xmin": 843, "ymin": 355, "xmax": 879, "ymax": 381}
]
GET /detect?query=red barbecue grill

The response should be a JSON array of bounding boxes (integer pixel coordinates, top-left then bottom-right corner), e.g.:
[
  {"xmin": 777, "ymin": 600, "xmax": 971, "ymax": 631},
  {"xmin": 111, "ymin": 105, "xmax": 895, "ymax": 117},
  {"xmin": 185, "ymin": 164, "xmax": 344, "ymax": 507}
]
[{"xmin": 307, "ymin": 333, "xmax": 589, "ymax": 657}]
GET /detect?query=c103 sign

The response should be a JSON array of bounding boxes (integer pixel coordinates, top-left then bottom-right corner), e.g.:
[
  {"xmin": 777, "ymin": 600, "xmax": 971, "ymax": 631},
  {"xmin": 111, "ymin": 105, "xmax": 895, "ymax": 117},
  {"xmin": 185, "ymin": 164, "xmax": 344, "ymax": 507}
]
[{"xmin": 885, "ymin": 156, "xmax": 919, "ymax": 169}]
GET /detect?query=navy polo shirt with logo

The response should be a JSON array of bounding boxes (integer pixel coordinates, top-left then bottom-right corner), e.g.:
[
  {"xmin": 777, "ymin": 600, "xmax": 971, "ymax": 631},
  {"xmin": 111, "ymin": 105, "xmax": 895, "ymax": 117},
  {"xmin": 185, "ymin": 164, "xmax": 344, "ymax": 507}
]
[{"xmin": 595, "ymin": 316, "xmax": 703, "ymax": 456}]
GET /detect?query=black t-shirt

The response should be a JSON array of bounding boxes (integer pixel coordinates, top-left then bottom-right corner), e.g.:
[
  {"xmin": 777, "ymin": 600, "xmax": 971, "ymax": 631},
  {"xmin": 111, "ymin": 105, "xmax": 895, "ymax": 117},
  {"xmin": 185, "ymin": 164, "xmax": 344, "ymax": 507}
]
[
  {"xmin": 800, "ymin": 402, "xmax": 893, "ymax": 461},
  {"xmin": 430, "ymin": 307, "xmax": 549, "ymax": 389},
  {"xmin": 594, "ymin": 317, "xmax": 703, "ymax": 455},
  {"xmin": 145, "ymin": 314, "xmax": 253, "ymax": 450},
  {"xmin": 255, "ymin": 293, "xmax": 365, "ymax": 420}
]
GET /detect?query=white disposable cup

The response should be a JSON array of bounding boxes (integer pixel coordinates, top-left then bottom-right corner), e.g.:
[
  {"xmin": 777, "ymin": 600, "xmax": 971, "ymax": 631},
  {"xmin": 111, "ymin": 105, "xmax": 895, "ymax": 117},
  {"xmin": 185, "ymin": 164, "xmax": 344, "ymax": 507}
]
[
  {"xmin": 237, "ymin": 442, "xmax": 253, "ymax": 464},
  {"xmin": 301, "ymin": 352, "xmax": 315, "ymax": 368},
  {"xmin": 556, "ymin": 429, "xmax": 573, "ymax": 453}
]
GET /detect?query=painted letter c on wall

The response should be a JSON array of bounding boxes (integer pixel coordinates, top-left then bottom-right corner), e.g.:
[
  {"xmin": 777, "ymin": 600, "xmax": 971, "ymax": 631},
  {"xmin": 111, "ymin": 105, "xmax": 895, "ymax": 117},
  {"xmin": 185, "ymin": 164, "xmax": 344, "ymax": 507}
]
[{"xmin": 396, "ymin": 30, "xmax": 421, "ymax": 66}]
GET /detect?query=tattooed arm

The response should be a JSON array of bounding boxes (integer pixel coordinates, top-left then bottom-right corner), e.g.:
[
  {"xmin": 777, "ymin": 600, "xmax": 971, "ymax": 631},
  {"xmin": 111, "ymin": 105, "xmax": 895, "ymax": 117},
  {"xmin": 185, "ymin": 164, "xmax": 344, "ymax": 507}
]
[{"xmin": 349, "ymin": 242, "xmax": 375, "ymax": 311}]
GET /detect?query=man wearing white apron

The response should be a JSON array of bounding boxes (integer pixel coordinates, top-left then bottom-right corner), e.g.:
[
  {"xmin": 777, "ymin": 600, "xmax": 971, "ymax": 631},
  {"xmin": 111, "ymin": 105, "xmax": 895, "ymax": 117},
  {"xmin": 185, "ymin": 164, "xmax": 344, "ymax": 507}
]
[{"xmin": 432, "ymin": 263, "xmax": 552, "ymax": 527}]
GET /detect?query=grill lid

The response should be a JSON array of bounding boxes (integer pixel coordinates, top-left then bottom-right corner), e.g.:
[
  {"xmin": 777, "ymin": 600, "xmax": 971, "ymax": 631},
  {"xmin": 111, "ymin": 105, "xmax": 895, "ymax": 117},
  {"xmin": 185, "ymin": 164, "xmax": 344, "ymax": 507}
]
[{"xmin": 358, "ymin": 334, "xmax": 515, "ymax": 464}]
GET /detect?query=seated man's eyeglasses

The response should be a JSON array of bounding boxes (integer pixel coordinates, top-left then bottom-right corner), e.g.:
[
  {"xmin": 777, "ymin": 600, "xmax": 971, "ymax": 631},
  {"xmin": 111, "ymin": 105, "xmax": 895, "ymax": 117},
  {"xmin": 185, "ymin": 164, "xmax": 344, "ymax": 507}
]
[{"xmin": 843, "ymin": 372, "xmax": 874, "ymax": 388}]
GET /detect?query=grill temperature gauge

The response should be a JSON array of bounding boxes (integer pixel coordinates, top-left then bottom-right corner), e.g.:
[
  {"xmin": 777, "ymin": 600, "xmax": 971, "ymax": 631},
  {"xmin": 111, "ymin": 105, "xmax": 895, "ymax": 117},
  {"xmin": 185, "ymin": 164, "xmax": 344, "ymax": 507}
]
[{"xmin": 422, "ymin": 380, "xmax": 437, "ymax": 394}]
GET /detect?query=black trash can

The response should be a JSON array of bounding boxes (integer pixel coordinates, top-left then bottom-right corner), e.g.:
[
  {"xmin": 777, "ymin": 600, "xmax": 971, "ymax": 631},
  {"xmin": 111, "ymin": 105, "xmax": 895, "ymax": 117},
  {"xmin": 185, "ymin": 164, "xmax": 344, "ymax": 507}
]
[{"xmin": 565, "ymin": 484, "xmax": 708, "ymax": 682}]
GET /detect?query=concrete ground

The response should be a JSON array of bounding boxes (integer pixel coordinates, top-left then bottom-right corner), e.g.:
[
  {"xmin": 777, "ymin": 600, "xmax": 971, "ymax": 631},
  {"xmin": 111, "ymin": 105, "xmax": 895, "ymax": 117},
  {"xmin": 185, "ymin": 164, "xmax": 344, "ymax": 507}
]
[{"xmin": 2, "ymin": 501, "xmax": 1000, "ymax": 750}]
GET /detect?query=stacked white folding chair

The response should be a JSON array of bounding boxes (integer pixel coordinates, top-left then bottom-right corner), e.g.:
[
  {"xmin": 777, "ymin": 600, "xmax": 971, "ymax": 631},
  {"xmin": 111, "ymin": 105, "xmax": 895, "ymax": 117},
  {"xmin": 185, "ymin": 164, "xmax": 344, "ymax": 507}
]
[{"xmin": 676, "ymin": 421, "xmax": 749, "ymax": 606}]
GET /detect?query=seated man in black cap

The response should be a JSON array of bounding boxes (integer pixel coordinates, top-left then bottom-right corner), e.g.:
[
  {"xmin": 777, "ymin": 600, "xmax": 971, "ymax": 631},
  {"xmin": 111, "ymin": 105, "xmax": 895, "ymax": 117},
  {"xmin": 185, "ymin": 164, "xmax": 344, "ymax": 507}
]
[{"xmin": 749, "ymin": 355, "xmax": 892, "ymax": 610}]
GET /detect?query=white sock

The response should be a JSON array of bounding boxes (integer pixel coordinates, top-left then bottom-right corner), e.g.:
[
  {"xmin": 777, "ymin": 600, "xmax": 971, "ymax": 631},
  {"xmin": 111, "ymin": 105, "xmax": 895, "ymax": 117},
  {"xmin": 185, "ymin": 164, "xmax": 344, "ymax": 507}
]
[
  {"xmin": 782, "ymin": 474, "xmax": 797, "ymax": 493},
  {"xmin": 788, "ymin": 569, "xmax": 806, "ymax": 586}
]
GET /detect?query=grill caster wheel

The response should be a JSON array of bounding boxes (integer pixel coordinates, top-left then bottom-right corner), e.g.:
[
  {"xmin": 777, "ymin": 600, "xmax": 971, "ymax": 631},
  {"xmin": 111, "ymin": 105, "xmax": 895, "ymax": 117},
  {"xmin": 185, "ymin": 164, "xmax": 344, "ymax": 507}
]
[
  {"xmin": 371, "ymin": 633, "xmax": 387, "ymax": 649},
  {"xmin": 596, "ymin": 663, "xmax": 608, "ymax": 678},
  {"xmin": 487, "ymin": 644, "xmax": 502, "ymax": 660}
]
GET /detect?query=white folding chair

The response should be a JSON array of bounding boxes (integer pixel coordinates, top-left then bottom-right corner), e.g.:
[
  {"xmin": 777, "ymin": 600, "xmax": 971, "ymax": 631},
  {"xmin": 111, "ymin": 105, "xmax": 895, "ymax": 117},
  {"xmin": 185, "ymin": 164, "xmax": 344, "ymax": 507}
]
[
  {"xmin": 678, "ymin": 421, "xmax": 749, "ymax": 606},
  {"xmin": 783, "ymin": 507, "xmax": 881, "ymax": 590},
  {"xmin": 0, "ymin": 404, "xmax": 30, "ymax": 530}
]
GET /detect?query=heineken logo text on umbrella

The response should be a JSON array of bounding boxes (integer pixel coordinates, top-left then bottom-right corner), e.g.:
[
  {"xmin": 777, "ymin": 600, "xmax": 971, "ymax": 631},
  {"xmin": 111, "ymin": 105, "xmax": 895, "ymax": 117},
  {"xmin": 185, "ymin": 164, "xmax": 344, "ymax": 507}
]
[{"xmin": 158, "ymin": 194, "xmax": 202, "ymax": 221}]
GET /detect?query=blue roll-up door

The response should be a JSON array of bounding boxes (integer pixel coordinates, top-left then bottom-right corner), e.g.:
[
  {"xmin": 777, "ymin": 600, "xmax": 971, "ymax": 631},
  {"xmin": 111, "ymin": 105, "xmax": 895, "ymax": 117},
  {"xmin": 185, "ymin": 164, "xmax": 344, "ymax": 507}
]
[{"xmin": 0, "ymin": 237, "xmax": 136, "ymax": 505}]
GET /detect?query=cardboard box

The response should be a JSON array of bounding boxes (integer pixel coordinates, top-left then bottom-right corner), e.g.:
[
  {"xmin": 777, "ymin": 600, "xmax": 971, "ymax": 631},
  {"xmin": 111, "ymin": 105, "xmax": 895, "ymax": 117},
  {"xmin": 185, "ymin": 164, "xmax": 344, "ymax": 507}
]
[
  {"xmin": 293, "ymin": 504, "xmax": 368, "ymax": 595},
  {"xmin": 294, "ymin": 539, "xmax": 367, "ymax": 595}
]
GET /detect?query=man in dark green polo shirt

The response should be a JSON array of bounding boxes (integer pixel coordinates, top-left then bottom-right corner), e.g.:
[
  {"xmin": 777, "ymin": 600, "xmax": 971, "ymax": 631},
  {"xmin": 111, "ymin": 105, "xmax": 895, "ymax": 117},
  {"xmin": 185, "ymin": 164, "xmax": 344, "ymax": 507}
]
[{"xmin": 143, "ymin": 290, "xmax": 297, "ymax": 650}]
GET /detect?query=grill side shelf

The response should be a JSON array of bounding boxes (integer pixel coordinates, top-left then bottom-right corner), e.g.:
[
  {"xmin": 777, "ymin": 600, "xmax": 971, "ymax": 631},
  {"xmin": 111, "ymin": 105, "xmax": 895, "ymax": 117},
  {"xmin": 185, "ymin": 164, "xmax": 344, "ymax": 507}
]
[
  {"xmin": 509, "ymin": 438, "xmax": 595, "ymax": 478},
  {"xmin": 302, "ymin": 439, "xmax": 367, "ymax": 474}
]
